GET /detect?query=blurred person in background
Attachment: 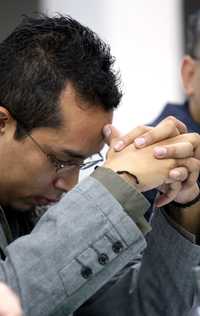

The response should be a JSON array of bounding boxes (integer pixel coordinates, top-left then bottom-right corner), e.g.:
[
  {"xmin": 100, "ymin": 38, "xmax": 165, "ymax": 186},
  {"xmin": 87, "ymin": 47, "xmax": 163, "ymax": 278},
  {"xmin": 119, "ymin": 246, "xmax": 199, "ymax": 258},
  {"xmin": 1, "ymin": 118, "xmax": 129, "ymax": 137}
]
[
  {"xmin": 151, "ymin": 10, "xmax": 200, "ymax": 132},
  {"xmin": 139, "ymin": 10, "xmax": 200, "ymax": 315},
  {"xmin": 145, "ymin": 10, "xmax": 200, "ymax": 221}
]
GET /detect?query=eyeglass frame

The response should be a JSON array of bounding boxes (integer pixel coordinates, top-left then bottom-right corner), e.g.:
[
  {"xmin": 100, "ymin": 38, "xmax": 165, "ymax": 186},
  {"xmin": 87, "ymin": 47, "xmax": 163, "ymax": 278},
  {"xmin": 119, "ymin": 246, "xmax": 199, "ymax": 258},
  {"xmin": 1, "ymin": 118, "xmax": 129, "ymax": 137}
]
[{"xmin": 16, "ymin": 123, "xmax": 104, "ymax": 173}]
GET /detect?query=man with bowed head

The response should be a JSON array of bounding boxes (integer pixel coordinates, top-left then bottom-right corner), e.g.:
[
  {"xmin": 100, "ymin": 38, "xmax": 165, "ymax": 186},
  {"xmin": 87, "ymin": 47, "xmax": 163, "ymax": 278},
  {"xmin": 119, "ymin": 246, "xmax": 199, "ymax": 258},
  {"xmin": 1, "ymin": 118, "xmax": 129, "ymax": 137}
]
[{"xmin": 0, "ymin": 14, "xmax": 199, "ymax": 316}]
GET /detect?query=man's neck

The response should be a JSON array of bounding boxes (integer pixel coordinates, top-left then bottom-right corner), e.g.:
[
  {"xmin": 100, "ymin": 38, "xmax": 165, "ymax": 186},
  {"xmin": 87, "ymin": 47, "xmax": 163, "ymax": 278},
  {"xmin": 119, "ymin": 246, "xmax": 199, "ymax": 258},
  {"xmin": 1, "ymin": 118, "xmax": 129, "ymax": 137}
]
[{"xmin": 188, "ymin": 100, "xmax": 200, "ymax": 125}]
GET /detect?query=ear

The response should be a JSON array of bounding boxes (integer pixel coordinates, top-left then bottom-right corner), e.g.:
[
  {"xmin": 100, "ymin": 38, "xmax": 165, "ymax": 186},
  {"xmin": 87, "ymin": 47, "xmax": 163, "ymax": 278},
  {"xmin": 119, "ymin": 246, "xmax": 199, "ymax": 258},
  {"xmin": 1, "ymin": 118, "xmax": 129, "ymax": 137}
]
[
  {"xmin": 0, "ymin": 107, "xmax": 15, "ymax": 134},
  {"xmin": 181, "ymin": 55, "xmax": 197, "ymax": 97}
]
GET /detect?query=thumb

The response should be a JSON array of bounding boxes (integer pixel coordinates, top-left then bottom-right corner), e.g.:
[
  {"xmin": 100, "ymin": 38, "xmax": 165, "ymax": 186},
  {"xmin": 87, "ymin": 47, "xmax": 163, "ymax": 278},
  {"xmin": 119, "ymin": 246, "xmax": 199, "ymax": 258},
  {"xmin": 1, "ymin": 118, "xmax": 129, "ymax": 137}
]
[{"xmin": 103, "ymin": 124, "xmax": 122, "ymax": 147}]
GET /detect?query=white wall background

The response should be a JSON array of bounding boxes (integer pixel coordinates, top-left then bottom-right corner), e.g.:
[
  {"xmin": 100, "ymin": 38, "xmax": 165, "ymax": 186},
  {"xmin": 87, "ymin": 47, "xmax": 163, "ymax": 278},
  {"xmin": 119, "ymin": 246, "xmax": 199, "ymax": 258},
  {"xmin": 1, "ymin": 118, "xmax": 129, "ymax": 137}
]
[{"xmin": 41, "ymin": 0, "xmax": 184, "ymax": 132}]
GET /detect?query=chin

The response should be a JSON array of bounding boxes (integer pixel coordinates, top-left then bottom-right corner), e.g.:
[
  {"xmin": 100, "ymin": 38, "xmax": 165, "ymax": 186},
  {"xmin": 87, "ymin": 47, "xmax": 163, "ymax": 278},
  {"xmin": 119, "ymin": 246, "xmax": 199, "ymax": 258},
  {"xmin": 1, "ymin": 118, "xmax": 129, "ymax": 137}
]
[{"xmin": 7, "ymin": 201, "xmax": 36, "ymax": 212}]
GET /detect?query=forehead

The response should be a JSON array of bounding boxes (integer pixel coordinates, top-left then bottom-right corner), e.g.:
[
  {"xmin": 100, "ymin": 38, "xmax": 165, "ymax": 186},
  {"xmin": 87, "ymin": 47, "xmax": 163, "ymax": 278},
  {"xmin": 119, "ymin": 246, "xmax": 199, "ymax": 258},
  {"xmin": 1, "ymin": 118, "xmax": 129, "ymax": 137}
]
[{"xmin": 32, "ymin": 83, "xmax": 113, "ymax": 156}]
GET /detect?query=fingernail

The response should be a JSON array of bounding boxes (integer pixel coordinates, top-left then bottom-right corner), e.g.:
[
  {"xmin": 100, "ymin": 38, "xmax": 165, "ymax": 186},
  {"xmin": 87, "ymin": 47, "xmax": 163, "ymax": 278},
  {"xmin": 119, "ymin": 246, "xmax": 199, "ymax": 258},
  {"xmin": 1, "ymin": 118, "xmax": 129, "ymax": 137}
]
[
  {"xmin": 134, "ymin": 137, "xmax": 146, "ymax": 147},
  {"xmin": 154, "ymin": 147, "xmax": 167, "ymax": 157},
  {"xmin": 114, "ymin": 140, "xmax": 124, "ymax": 151},
  {"xmin": 103, "ymin": 126, "xmax": 111, "ymax": 138}
]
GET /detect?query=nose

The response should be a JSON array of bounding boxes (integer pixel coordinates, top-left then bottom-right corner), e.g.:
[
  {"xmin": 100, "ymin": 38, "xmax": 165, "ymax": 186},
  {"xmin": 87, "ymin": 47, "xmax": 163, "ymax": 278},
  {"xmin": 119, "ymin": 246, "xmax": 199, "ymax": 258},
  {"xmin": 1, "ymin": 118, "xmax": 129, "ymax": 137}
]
[{"xmin": 53, "ymin": 169, "xmax": 79, "ymax": 192}]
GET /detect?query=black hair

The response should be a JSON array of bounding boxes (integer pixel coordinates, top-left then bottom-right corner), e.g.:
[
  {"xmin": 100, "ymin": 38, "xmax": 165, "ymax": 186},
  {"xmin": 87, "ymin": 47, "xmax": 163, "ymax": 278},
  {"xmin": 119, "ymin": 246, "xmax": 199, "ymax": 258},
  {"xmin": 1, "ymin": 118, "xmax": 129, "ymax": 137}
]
[
  {"xmin": 0, "ymin": 15, "xmax": 122, "ymax": 138},
  {"xmin": 187, "ymin": 10, "xmax": 200, "ymax": 58}
]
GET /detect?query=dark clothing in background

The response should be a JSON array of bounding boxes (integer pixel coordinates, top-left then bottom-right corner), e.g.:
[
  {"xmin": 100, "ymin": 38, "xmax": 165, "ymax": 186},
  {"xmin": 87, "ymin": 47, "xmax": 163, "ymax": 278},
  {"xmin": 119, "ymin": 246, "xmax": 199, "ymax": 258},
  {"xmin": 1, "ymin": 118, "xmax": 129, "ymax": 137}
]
[
  {"xmin": 144, "ymin": 100, "xmax": 200, "ymax": 219},
  {"xmin": 151, "ymin": 101, "xmax": 200, "ymax": 133}
]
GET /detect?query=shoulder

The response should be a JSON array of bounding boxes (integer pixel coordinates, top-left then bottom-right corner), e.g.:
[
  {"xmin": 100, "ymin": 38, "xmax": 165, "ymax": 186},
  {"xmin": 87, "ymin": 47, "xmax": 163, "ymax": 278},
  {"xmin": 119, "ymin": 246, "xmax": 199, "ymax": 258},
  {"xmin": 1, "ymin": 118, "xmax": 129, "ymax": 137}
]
[{"xmin": 150, "ymin": 102, "xmax": 187, "ymax": 126}]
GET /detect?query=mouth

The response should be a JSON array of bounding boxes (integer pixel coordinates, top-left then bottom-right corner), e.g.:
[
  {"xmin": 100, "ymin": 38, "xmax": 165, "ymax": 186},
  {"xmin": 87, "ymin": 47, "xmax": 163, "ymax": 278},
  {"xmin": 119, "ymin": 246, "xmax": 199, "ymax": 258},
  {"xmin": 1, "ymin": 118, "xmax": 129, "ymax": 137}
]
[{"xmin": 33, "ymin": 196, "xmax": 61, "ymax": 206}]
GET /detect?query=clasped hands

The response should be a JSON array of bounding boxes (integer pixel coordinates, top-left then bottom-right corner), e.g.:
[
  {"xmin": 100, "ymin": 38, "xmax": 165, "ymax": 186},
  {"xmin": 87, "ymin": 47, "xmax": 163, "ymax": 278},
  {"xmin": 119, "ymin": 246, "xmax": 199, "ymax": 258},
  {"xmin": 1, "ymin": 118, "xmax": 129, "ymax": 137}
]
[{"xmin": 103, "ymin": 116, "xmax": 200, "ymax": 207}]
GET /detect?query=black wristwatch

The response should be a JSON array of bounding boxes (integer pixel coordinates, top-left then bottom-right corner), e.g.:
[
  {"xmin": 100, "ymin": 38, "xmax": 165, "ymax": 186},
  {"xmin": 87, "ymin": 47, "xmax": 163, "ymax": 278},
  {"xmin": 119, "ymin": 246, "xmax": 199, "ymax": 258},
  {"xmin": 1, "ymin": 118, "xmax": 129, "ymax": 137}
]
[{"xmin": 170, "ymin": 192, "xmax": 200, "ymax": 209}]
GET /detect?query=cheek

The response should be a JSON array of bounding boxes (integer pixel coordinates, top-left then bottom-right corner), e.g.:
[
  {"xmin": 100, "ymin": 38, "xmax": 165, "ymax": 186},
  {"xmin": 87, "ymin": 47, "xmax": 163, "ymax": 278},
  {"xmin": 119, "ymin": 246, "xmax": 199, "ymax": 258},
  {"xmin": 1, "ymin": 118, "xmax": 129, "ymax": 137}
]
[
  {"xmin": 71, "ymin": 170, "xmax": 80, "ymax": 186},
  {"xmin": 2, "ymin": 144, "xmax": 56, "ymax": 194},
  {"xmin": 53, "ymin": 169, "xmax": 80, "ymax": 192},
  {"xmin": 17, "ymin": 153, "xmax": 55, "ymax": 187}
]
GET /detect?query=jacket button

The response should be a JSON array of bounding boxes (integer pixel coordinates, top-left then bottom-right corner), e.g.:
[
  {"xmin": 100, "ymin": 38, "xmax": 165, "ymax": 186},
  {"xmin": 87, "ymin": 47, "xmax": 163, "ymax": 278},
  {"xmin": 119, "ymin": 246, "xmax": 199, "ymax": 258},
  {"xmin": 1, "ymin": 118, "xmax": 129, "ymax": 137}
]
[
  {"xmin": 112, "ymin": 241, "xmax": 123, "ymax": 253},
  {"xmin": 98, "ymin": 253, "xmax": 109, "ymax": 265},
  {"xmin": 81, "ymin": 266, "xmax": 93, "ymax": 279}
]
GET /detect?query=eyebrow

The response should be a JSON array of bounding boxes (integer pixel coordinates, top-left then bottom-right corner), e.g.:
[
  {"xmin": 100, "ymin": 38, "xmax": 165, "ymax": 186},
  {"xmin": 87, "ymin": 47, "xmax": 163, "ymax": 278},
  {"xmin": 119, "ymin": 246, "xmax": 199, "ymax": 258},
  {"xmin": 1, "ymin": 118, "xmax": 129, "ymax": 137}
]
[{"xmin": 62, "ymin": 129, "xmax": 106, "ymax": 160}]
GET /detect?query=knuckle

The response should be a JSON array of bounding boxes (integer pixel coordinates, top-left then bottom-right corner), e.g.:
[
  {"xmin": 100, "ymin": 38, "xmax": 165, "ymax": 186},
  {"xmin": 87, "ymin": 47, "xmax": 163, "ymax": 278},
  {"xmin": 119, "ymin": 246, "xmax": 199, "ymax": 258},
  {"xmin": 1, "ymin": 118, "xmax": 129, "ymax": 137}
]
[
  {"xmin": 123, "ymin": 126, "xmax": 148, "ymax": 144},
  {"xmin": 144, "ymin": 131, "xmax": 154, "ymax": 143},
  {"xmin": 187, "ymin": 132, "xmax": 200, "ymax": 145},
  {"xmin": 187, "ymin": 175, "xmax": 196, "ymax": 186},
  {"xmin": 166, "ymin": 115, "xmax": 176, "ymax": 122},
  {"xmin": 188, "ymin": 142, "xmax": 194, "ymax": 153},
  {"xmin": 180, "ymin": 122, "xmax": 187, "ymax": 131},
  {"xmin": 192, "ymin": 132, "xmax": 200, "ymax": 143},
  {"xmin": 165, "ymin": 119, "xmax": 177, "ymax": 134},
  {"xmin": 195, "ymin": 159, "xmax": 200, "ymax": 170},
  {"xmin": 165, "ymin": 116, "xmax": 185, "ymax": 135},
  {"xmin": 135, "ymin": 124, "xmax": 148, "ymax": 133},
  {"xmin": 170, "ymin": 145, "xmax": 176, "ymax": 156},
  {"xmin": 164, "ymin": 146, "xmax": 175, "ymax": 158},
  {"xmin": 166, "ymin": 119, "xmax": 175, "ymax": 128},
  {"xmin": 168, "ymin": 159, "xmax": 177, "ymax": 169},
  {"xmin": 121, "ymin": 135, "xmax": 131, "ymax": 144},
  {"xmin": 172, "ymin": 181, "xmax": 180, "ymax": 188},
  {"xmin": 189, "ymin": 158, "xmax": 200, "ymax": 171},
  {"xmin": 135, "ymin": 125, "xmax": 154, "ymax": 144},
  {"xmin": 190, "ymin": 132, "xmax": 199, "ymax": 139},
  {"xmin": 181, "ymin": 142, "xmax": 194, "ymax": 156}
]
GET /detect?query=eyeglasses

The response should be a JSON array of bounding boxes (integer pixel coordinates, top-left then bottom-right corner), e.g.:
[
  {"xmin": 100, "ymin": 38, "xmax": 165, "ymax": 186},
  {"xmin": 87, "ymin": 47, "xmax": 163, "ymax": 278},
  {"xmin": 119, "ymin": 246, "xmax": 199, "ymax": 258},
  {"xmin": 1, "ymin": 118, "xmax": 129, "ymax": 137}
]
[{"xmin": 18, "ymin": 125, "xmax": 104, "ymax": 173}]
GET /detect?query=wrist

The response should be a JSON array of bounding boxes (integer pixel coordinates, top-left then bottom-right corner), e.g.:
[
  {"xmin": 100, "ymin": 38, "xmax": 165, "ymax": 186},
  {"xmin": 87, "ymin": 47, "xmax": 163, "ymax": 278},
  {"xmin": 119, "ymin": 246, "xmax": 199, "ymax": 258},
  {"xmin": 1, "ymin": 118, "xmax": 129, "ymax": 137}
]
[
  {"xmin": 171, "ymin": 192, "xmax": 200, "ymax": 209},
  {"xmin": 102, "ymin": 164, "xmax": 141, "ymax": 190},
  {"xmin": 116, "ymin": 170, "xmax": 140, "ymax": 189},
  {"xmin": 166, "ymin": 200, "xmax": 200, "ymax": 234}
]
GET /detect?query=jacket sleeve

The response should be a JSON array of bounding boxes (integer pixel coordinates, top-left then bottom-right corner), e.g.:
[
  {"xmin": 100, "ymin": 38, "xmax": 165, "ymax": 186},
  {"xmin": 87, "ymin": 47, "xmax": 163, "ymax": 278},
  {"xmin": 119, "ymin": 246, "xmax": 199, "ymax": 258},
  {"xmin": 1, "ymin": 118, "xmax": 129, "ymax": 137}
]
[
  {"xmin": 131, "ymin": 209, "xmax": 200, "ymax": 316},
  {"xmin": 75, "ymin": 209, "xmax": 200, "ymax": 316},
  {"xmin": 0, "ymin": 176, "xmax": 149, "ymax": 316}
]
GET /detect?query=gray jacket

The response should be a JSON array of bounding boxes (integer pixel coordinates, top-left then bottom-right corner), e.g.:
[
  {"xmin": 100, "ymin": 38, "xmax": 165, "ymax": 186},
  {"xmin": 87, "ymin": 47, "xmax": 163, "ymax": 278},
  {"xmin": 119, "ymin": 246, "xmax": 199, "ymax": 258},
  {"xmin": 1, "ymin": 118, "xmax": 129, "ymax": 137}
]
[
  {"xmin": 75, "ymin": 206, "xmax": 200, "ymax": 316},
  {"xmin": 0, "ymin": 173, "xmax": 199, "ymax": 315}
]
